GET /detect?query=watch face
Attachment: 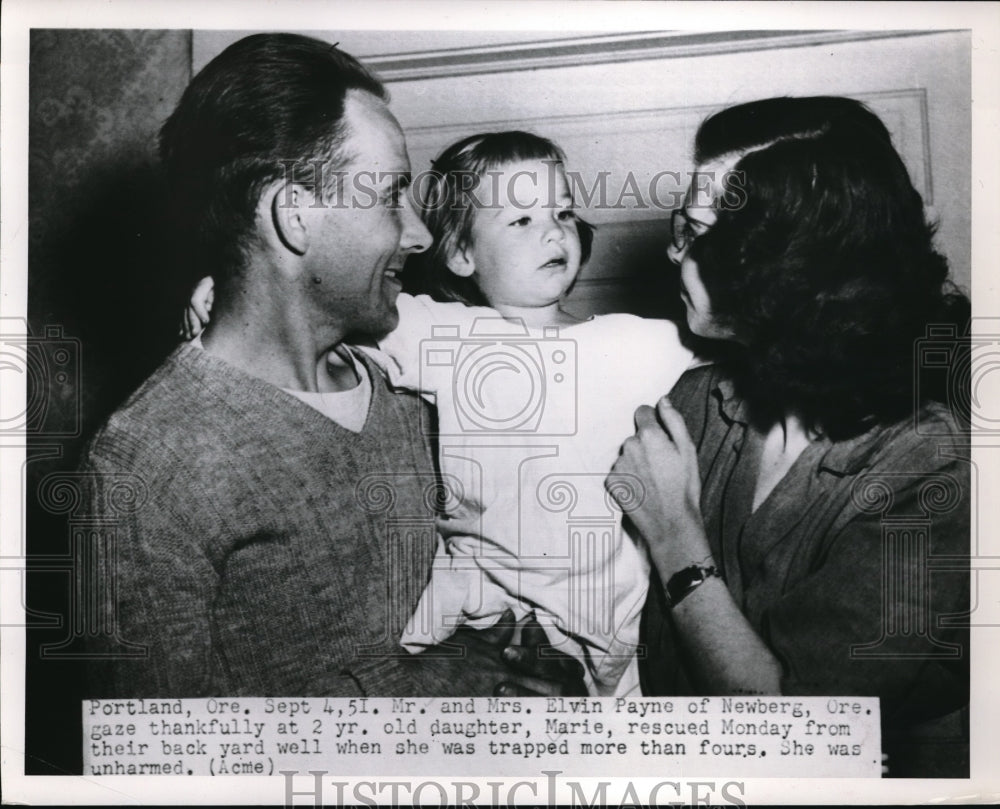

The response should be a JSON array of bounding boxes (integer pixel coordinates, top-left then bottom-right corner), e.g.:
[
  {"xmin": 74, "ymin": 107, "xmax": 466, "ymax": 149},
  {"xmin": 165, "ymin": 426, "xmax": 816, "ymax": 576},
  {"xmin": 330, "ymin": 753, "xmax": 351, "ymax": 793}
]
[{"xmin": 666, "ymin": 565, "xmax": 719, "ymax": 607}]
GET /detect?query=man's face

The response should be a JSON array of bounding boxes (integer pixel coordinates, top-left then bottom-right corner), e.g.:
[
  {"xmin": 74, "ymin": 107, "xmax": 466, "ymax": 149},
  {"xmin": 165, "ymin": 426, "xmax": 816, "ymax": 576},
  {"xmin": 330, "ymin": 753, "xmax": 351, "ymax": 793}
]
[{"xmin": 304, "ymin": 90, "xmax": 431, "ymax": 338}]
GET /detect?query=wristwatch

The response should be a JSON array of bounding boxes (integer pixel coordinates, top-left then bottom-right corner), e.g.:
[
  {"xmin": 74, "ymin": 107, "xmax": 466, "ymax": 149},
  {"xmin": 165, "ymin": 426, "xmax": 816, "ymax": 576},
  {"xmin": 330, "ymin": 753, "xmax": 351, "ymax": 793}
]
[{"xmin": 664, "ymin": 564, "xmax": 720, "ymax": 608}]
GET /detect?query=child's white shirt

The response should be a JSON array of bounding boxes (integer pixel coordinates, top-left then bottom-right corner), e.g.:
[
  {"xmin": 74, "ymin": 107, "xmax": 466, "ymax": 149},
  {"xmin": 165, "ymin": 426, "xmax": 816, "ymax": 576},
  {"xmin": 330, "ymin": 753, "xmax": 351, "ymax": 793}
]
[{"xmin": 363, "ymin": 293, "xmax": 694, "ymax": 694}]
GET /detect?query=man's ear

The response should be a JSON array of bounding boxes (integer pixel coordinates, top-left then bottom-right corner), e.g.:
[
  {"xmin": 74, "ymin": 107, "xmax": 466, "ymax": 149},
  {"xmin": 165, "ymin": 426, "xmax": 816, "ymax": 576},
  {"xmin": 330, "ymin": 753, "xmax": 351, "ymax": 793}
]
[
  {"xmin": 268, "ymin": 182, "xmax": 313, "ymax": 256},
  {"xmin": 446, "ymin": 243, "xmax": 476, "ymax": 277}
]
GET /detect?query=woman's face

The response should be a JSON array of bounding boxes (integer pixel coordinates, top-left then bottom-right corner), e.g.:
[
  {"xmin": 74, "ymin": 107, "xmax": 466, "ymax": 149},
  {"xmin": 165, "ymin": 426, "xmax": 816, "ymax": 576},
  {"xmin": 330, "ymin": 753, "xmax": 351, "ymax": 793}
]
[{"xmin": 667, "ymin": 158, "xmax": 737, "ymax": 341}]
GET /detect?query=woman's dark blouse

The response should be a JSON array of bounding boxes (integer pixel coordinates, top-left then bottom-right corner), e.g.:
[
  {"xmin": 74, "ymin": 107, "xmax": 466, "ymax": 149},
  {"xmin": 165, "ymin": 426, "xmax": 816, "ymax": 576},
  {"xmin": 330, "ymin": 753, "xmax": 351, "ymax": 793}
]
[{"xmin": 640, "ymin": 365, "xmax": 969, "ymax": 738}]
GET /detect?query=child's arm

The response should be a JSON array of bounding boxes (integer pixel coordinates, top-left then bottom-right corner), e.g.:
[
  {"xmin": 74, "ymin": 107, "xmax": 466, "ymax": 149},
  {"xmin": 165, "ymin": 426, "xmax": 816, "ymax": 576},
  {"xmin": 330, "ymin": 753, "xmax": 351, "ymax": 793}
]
[
  {"xmin": 373, "ymin": 293, "xmax": 502, "ymax": 390},
  {"xmin": 636, "ymin": 317, "xmax": 697, "ymax": 399},
  {"xmin": 180, "ymin": 276, "xmax": 215, "ymax": 340}
]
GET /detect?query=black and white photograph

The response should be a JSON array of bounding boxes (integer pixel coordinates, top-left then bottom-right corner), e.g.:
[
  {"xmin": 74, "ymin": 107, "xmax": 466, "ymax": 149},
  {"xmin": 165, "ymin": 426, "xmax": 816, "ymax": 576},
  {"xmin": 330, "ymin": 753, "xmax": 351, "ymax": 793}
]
[{"xmin": 2, "ymin": 0, "xmax": 998, "ymax": 804}]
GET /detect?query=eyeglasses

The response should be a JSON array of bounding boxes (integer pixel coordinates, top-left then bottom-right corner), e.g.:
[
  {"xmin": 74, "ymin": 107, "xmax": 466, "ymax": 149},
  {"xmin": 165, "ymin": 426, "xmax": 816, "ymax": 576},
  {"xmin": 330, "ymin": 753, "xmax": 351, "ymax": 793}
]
[{"xmin": 670, "ymin": 208, "xmax": 712, "ymax": 252}]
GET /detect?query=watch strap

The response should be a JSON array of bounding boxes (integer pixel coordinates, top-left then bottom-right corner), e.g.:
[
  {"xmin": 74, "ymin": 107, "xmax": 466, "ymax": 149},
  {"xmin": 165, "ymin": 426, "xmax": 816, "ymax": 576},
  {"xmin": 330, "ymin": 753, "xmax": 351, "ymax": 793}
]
[{"xmin": 664, "ymin": 564, "xmax": 720, "ymax": 608}]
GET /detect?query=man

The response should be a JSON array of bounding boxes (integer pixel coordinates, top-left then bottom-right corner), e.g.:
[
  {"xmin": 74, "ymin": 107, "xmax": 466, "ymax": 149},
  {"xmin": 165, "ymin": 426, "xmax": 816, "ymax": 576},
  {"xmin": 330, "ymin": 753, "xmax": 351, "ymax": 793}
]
[{"xmin": 79, "ymin": 33, "xmax": 569, "ymax": 697}]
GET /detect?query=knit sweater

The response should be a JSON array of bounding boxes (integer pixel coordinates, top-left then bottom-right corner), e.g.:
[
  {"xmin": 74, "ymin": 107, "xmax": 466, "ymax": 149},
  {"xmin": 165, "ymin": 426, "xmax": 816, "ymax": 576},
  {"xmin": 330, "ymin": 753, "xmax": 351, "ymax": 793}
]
[{"xmin": 79, "ymin": 343, "xmax": 511, "ymax": 697}]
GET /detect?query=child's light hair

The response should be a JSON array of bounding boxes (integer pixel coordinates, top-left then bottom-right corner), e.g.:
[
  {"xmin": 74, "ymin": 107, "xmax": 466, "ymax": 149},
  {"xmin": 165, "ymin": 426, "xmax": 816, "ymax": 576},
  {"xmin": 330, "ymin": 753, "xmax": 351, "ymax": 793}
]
[{"xmin": 404, "ymin": 131, "xmax": 595, "ymax": 306}]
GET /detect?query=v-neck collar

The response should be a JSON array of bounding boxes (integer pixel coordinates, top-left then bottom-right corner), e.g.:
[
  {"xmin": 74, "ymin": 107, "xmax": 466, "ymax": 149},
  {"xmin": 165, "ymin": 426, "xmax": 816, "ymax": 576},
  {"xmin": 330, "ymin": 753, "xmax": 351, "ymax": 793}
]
[{"xmin": 177, "ymin": 341, "xmax": 384, "ymax": 441}]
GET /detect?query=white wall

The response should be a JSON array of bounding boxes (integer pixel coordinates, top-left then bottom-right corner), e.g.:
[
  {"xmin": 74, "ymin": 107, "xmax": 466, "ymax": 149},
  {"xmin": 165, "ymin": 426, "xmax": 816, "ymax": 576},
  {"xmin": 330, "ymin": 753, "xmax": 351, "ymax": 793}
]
[{"xmin": 195, "ymin": 30, "xmax": 971, "ymax": 317}]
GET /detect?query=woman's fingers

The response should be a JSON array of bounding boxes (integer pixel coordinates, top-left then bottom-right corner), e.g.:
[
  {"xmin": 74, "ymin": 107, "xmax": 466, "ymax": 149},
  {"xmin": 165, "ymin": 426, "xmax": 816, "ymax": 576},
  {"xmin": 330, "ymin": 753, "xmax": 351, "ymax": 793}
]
[
  {"xmin": 633, "ymin": 403, "xmax": 654, "ymax": 425},
  {"xmin": 629, "ymin": 402, "xmax": 679, "ymax": 457},
  {"xmin": 632, "ymin": 406, "xmax": 668, "ymax": 454},
  {"xmin": 634, "ymin": 399, "xmax": 691, "ymax": 446},
  {"xmin": 656, "ymin": 397, "xmax": 697, "ymax": 460},
  {"xmin": 655, "ymin": 396, "xmax": 684, "ymax": 435}
]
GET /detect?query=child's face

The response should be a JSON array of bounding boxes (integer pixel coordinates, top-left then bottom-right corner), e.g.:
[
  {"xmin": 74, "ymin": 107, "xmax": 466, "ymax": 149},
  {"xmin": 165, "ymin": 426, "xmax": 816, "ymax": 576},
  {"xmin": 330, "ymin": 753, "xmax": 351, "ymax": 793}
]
[{"xmin": 455, "ymin": 159, "xmax": 582, "ymax": 308}]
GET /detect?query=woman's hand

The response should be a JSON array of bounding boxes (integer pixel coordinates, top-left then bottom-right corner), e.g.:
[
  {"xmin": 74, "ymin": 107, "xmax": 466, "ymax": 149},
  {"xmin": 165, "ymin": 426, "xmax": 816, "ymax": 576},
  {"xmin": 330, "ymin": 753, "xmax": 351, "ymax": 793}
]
[
  {"xmin": 179, "ymin": 276, "xmax": 215, "ymax": 340},
  {"xmin": 608, "ymin": 396, "xmax": 783, "ymax": 695},
  {"xmin": 607, "ymin": 396, "xmax": 709, "ymax": 571}
]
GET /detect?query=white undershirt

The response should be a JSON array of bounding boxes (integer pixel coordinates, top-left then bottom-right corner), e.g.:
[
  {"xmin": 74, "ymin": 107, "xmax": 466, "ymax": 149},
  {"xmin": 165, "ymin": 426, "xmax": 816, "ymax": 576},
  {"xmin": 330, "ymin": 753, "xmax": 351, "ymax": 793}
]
[
  {"xmin": 284, "ymin": 352, "xmax": 371, "ymax": 433},
  {"xmin": 190, "ymin": 337, "xmax": 372, "ymax": 433}
]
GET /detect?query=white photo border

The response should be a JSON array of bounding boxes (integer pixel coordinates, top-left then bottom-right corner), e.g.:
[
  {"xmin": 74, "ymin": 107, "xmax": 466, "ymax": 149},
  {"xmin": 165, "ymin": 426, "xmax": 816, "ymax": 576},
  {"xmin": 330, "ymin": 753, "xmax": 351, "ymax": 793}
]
[{"xmin": 2, "ymin": 0, "xmax": 998, "ymax": 804}]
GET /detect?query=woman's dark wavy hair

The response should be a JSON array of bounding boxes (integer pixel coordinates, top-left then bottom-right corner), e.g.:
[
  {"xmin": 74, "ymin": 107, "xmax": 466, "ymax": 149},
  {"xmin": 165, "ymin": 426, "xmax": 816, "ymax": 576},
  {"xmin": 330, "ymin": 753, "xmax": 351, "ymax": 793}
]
[
  {"xmin": 688, "ymin": 96, "xmax": 969, "ymax": 439},
  {"xmin": 404, "ymin": 131, "xmax": 595, "ymax": 306},
  {"xmin": 159, "ymin": 33, "xmax": 386, "ymax": 288}
]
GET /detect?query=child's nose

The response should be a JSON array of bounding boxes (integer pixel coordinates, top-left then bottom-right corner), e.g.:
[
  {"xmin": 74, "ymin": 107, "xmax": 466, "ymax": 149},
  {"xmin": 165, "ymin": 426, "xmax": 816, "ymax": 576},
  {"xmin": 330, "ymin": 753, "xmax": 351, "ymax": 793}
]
[{"xmin": 543, "ymin": 214, "xmax": 566, "ymax": 241}]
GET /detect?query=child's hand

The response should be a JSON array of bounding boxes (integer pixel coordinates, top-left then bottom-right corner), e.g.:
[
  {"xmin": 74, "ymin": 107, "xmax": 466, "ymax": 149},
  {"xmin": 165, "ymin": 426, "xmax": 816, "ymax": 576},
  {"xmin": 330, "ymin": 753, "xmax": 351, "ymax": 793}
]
[
  {"xmin": 494, "ymin": 616, "xmax": 588, "ymax": 697},
  {"xmin": 179, "ymin": 276, "xmax": 215, "ymax": 340}
]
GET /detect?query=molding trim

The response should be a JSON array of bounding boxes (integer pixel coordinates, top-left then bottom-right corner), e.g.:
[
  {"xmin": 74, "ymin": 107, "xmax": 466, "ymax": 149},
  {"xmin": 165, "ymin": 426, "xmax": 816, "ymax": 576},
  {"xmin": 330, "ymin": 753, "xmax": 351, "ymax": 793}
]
[
  {"xmin": 369, "ymin": 30, "xmax": 948, "ymax": 82},
  {"xmin": 404, "ymin": 87, "xmax": 933, "ymax": 217}
]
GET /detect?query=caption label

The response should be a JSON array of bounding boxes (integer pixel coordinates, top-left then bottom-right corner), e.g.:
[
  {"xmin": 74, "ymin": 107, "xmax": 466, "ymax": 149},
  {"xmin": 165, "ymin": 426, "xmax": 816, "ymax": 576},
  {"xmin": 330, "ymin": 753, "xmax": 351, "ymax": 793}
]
[{"xmin": 84, "ymin": 696, "xmax": 881, "ymax": 777}]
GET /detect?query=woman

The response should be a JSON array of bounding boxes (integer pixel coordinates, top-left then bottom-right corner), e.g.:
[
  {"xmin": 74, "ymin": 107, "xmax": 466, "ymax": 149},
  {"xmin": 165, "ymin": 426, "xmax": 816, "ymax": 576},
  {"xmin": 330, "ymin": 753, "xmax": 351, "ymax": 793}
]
[{"xmin": 610, "ymin": 96, "xmax": 970, "ymax": 776}]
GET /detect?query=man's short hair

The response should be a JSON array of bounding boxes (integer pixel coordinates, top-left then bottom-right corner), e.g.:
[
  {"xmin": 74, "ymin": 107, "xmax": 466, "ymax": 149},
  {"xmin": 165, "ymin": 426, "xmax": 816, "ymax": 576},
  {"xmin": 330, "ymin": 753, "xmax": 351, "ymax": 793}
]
[{"xmin": 159, "ymin": 33, "xmax": 386, "ymax": 285}]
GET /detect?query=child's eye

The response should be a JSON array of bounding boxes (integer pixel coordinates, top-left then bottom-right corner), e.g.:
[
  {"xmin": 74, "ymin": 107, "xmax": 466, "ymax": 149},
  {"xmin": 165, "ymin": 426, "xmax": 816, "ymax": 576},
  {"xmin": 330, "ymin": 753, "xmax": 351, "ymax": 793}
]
[
  {"xmin": 557, "ymin": 209, "xmax": 577, "ymax": 222},
  {"xmin": 510, "ymin": 216, "xmax": 531, "ymax": 227}
]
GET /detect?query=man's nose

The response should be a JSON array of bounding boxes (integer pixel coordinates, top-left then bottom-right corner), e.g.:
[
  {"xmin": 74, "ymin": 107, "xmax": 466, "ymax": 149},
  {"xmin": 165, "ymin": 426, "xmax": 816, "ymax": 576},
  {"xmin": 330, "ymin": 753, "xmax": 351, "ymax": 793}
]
[{"xmin": 400, "ymin": 202, "xmax": 432, "ymax": 255}]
